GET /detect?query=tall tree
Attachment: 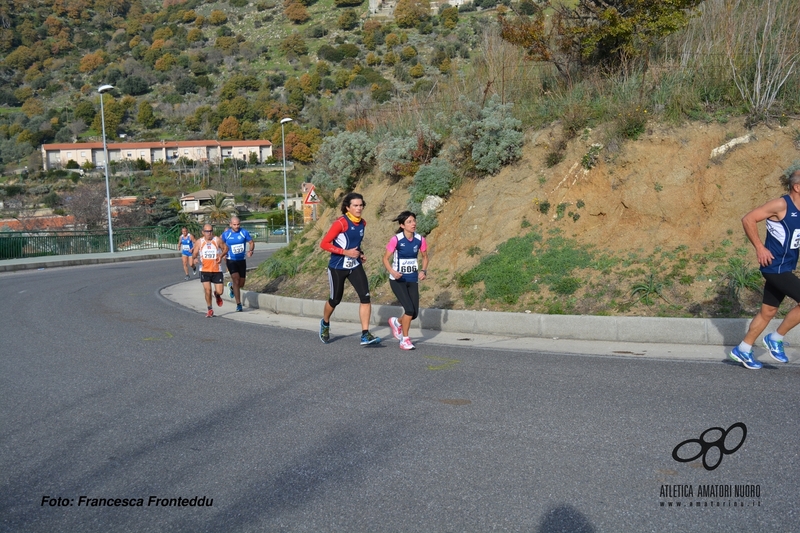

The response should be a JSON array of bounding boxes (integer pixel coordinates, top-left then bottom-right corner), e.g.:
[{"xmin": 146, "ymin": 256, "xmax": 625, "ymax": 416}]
[
  {"xmin": 394, "ymin": 0, "xmax": 430, "ymax": 28},
  {"xmin": 217, "ymin": 116, "xmax": 242, "ymax": 140},
  {"xmin": 500, "ymin": 0, "xmax": 703, "ymax": 78},
  {"xmin": 137, "ymin": 101, "xmax": 156, "ymax": 129}
]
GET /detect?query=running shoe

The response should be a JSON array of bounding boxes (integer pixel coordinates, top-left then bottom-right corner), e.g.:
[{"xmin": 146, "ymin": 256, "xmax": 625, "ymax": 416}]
[
  {"xmin": 236, "ymin": 303, "xmax": 243, "ymax": 312},
  {"xmin": 184, "ymin": 275, "xmax": 190, "ymax": 281},
  {"xmin": 763, "ymin": 334, "xmax": 789, "ymax": 363},
  {"xmin": 192, "ymin": 265, "xmax": 197, "ymax": 275},
  {"xmin": 319, "ymin": 320, "xmax": 330, "ymax": 344},
  {"xmin": 227, "ymin": 281, "xmax": 234, "ymax": 299},
  {"xmin": 360, "ymin": 332, "xmax": 381, "ymax": 346},
  {"xmin": 215, "ymin": 292, "xmax": 223, "ymax": 307},
  {"xmin": 728, "ymin": 346, "xmax": 762, "ymax": 370},
  {"xmin": 389, "ymin": 317, "xmax": 402, "ymax": 341},
  {"xmin": 399, "ymin": 337, "xmax": 415, "ymax": 350},
  {"xmin": 205, "ymin": 309, "xmax": 214, "ymax": 318}
]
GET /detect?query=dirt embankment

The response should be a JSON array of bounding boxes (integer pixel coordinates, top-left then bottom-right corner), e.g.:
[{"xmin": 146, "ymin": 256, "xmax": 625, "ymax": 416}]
[{"xmin": 262, "ymin": 117, "xmax": 800, "ymax": 315}]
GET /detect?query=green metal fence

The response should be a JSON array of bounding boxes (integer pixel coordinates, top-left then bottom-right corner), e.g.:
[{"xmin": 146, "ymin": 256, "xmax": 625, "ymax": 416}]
[
  {"xmin": 0, "ymin": 223, "xmax": 300, "ymax": 260},
  {"xmin": 0, "ymin": 227, "xmax": 172, "ymax": 259}
]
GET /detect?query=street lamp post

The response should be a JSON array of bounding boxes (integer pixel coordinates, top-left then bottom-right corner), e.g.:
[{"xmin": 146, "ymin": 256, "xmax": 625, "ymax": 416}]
[
  {"xmin": 280, "ymin": 117, "xmax": 293, "ymax": 244},
  {"xmin": 98, "ymin": 84, "xmax": 115, "ymax": 253}
]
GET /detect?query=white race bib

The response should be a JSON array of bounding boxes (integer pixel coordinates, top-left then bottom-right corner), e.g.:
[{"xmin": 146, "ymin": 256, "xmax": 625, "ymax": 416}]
[
  {"xmin": 398, "ymin": 258, "xmax": 418, "ymax": 274},
  {"xmin": 343, "ymin": 256, "xmax": 359, "ymax": 269},
  {"xmin": 791, "ymin": 229, "xmax": 800, "ymax": 249},
  {"xmin": 231, "ymin": 243, "xmax": 245, "ymax": 255},
  {"xmin": 181, "ymin": 244, "xmax": 190, "ymax": 252},
  {"xmin": 202, "ymin": 248, "xmax": 217, "ymax": 259}
]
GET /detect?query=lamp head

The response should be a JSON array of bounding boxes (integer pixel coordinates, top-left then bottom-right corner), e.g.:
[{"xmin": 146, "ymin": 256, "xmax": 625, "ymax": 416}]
[
  {"xmin": 280, "ymin": 117, "xmax": 293, "ymax": 125},
  {"xmin": 98, "ymin": 84, "xmax": 114, "ymax": 94}
]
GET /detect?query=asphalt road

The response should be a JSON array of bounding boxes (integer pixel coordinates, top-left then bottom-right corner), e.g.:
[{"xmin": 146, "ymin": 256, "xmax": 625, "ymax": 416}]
[{"xmin": 1, "ymin": 253, "xmax": 798, "ymax": 532}]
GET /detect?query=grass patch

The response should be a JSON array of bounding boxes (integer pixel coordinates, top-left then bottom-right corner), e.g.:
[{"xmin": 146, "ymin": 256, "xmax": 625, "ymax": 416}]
[{"xmin": 459, "ymin": 230, "xmax": 594, "ymax": 304}]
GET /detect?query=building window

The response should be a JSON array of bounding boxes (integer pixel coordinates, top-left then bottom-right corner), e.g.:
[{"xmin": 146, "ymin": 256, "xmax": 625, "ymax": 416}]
[
  {"xmin": 80, "ymin": 151, "xmax": 86, "ymax": 157},
  {"xmin": 127, "ymin": 152, "xmax": 133, "ymax": 158}
]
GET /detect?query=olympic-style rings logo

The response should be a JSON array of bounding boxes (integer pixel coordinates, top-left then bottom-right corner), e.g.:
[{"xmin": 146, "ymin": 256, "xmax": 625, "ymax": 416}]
[{"xmin": 671, "ymin": 422, "xmax": 747, "ymax": 471}]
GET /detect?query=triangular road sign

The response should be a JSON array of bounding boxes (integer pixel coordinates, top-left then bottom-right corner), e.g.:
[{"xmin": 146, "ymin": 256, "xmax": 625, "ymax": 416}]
[{"xmin": 303, "ymin": 184, "xmax": 320, "ymax": 204}]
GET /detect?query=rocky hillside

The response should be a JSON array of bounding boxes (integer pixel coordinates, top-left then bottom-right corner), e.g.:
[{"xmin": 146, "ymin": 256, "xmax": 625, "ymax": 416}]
[{"xmin": 255, "ymin": 117, "xmax": 800, "ymax": 318}]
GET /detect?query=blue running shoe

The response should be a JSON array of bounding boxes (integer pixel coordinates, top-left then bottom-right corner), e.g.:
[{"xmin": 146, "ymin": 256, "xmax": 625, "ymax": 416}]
[
  {"xmin": 360, "ymin": 331, "xmax": 381, "ymax": 346},
  {"xmin": 235, "ymin": 303, "xmax": 243, "ymax": 312},
  {"xmin": 319, "ymin": 320, "xmax": 330, "ymax": 344},
  {"xmin": 729, "ymin": 346, "xmax": 762, "ymax": 370},
  {"xmin": 227, "ymin": 281, "xmax": 235, "ymax": 299},
  {"xmin": 763, "ymin": 334, "xmax": 789, "ymax": 363}
]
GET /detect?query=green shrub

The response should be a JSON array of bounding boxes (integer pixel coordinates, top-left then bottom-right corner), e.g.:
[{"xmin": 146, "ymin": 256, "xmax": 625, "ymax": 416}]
[
  {"xmin": 717, "ymin": 256, "xmax": 761, "ymax": 300},
  {"xmin": 449, "ymin": 95, "xmax": 523, "ymax": 175},
  {"xmin": 42, "ymin": 191, "xmax": 61, "ymax": 208},
  {"xmin": 318, "ymin": 45, "xmax": 344, "ymax": 63},
  {"xmin": 616, "ymin": 107, "xmax": 648, "ymax": 140},
  {"xmin": 545, "ymin": 150, "xmax": 564, "ymax": 168},
  {"xmin": 538, "ymin": 200, "xmax": 550, "ymax": 214},
  {"xmin": 581, "ymin": 144, "xmax": 602, "ymax": 169},
  {"xmin": 256, "ymin": 248, "xmax": 304, "ymax": 279},
  {"xmin": 413, "ymin": 211, "xmax": 438, "ymax": 236},
  {"xmin": 408, "ymin": 157, "xmax": 456, "ymax": 203},
  {"xmin": 378, "ymin": 125, "xmax": 442, "ymax": 180},
  {"xmin": 630, "ymin": 273, "xmax": 667, "ymax": 305},
  {"xmin": 310, "ymin": 131, "xmax": 377, "ymax": 192}
]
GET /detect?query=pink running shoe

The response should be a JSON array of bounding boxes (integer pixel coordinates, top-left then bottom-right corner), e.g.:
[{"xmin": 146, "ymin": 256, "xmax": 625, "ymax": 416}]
[
  {"xmin": 206, "ymin": 309, "xmax": 214, "ymax": 318},
  {"xmin": 389, "ymin": 317, "xmax": 402, "ymax": 341},
  {"xmin": 399, "ymin": 337, "xmax": 415, "ymax": 350}
]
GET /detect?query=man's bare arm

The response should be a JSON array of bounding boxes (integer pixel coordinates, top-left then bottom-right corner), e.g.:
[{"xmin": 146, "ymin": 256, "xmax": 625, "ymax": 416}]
[{"xmin": 742, "ymin": 197, "xmax": 786, "ymax": 267}]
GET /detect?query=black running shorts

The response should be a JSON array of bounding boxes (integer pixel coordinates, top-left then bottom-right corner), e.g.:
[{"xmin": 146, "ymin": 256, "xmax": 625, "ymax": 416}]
[
  {"xmin": 226, "ymin": 259, "xmax": 247, "ymax": 278},
  {"xmin": 327, "ymin": 265, "xmax": 371, "ymax": 307},
  {"xmin": 761, "ymin": 271, "xmax": 800, "ymax": 307},
  {"xmin": 390, "ymin": 279, "xmax": 420, "ymax": 320},
  {"xmin": 200, "ymin": 272, "xmax": 224, "ymax": 284}
]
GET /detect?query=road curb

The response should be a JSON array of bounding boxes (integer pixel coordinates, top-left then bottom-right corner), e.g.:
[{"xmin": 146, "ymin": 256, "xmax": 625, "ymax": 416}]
[{"xmin": 240, "ymin": 290, "xmax": 772, "ymax": 347}]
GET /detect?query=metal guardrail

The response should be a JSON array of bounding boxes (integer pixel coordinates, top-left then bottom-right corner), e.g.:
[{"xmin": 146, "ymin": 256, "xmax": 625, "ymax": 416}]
[{"xmin": 0, "ymin": 223, "xmax": 302, "ymax": 260}]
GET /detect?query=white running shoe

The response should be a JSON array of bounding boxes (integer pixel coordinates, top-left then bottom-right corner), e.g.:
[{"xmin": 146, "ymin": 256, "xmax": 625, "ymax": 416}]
[
  {"xmin": 399, "ymin": 337, "xmax": 415, "ymax": 350},
  {"xmin": 389, "ymin": 317, "xmax": 402, "ymax": 341}
]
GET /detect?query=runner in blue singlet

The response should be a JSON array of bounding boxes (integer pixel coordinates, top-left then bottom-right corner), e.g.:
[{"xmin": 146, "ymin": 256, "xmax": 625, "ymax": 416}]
[
  {"xmin": 178, "ymin": 227, "xmax": 196, "ymax": 280},
  {"xmin": 382, "ymin": 211, "xmax": 429, "ymax": 351},
  {"xmin": 318, "ymin": 192, "xmax": 381, "ymax": 346},
  {"xmin": 221, "ymin": 216, "xmax": 254, "ymax": 312},
  {"xmin": 729, "ymin": 164, "xmax": 800, "ymax": 369}
]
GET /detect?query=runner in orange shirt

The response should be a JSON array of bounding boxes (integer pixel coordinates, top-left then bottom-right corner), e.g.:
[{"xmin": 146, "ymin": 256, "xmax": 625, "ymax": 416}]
[{"xmin": 192, "ymin": 224, "xmax": 228, "ymax": 318}]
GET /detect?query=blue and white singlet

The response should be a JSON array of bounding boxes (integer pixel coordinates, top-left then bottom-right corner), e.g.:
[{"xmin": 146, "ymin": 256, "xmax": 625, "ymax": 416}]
[
  {"xmin": 386, "ymin": 232, "xmax": 425, "ymax": 283},
  {"xmin": 180, "ymin": 234, "xmax": 194, "ymax": 256},
  {"xmin": 762, "ymin": 194, "xmax": 800, "ymax": 274},
  {"xmin": 221, "ymin": 228, "xmax": 252, "ymax": 261}
]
